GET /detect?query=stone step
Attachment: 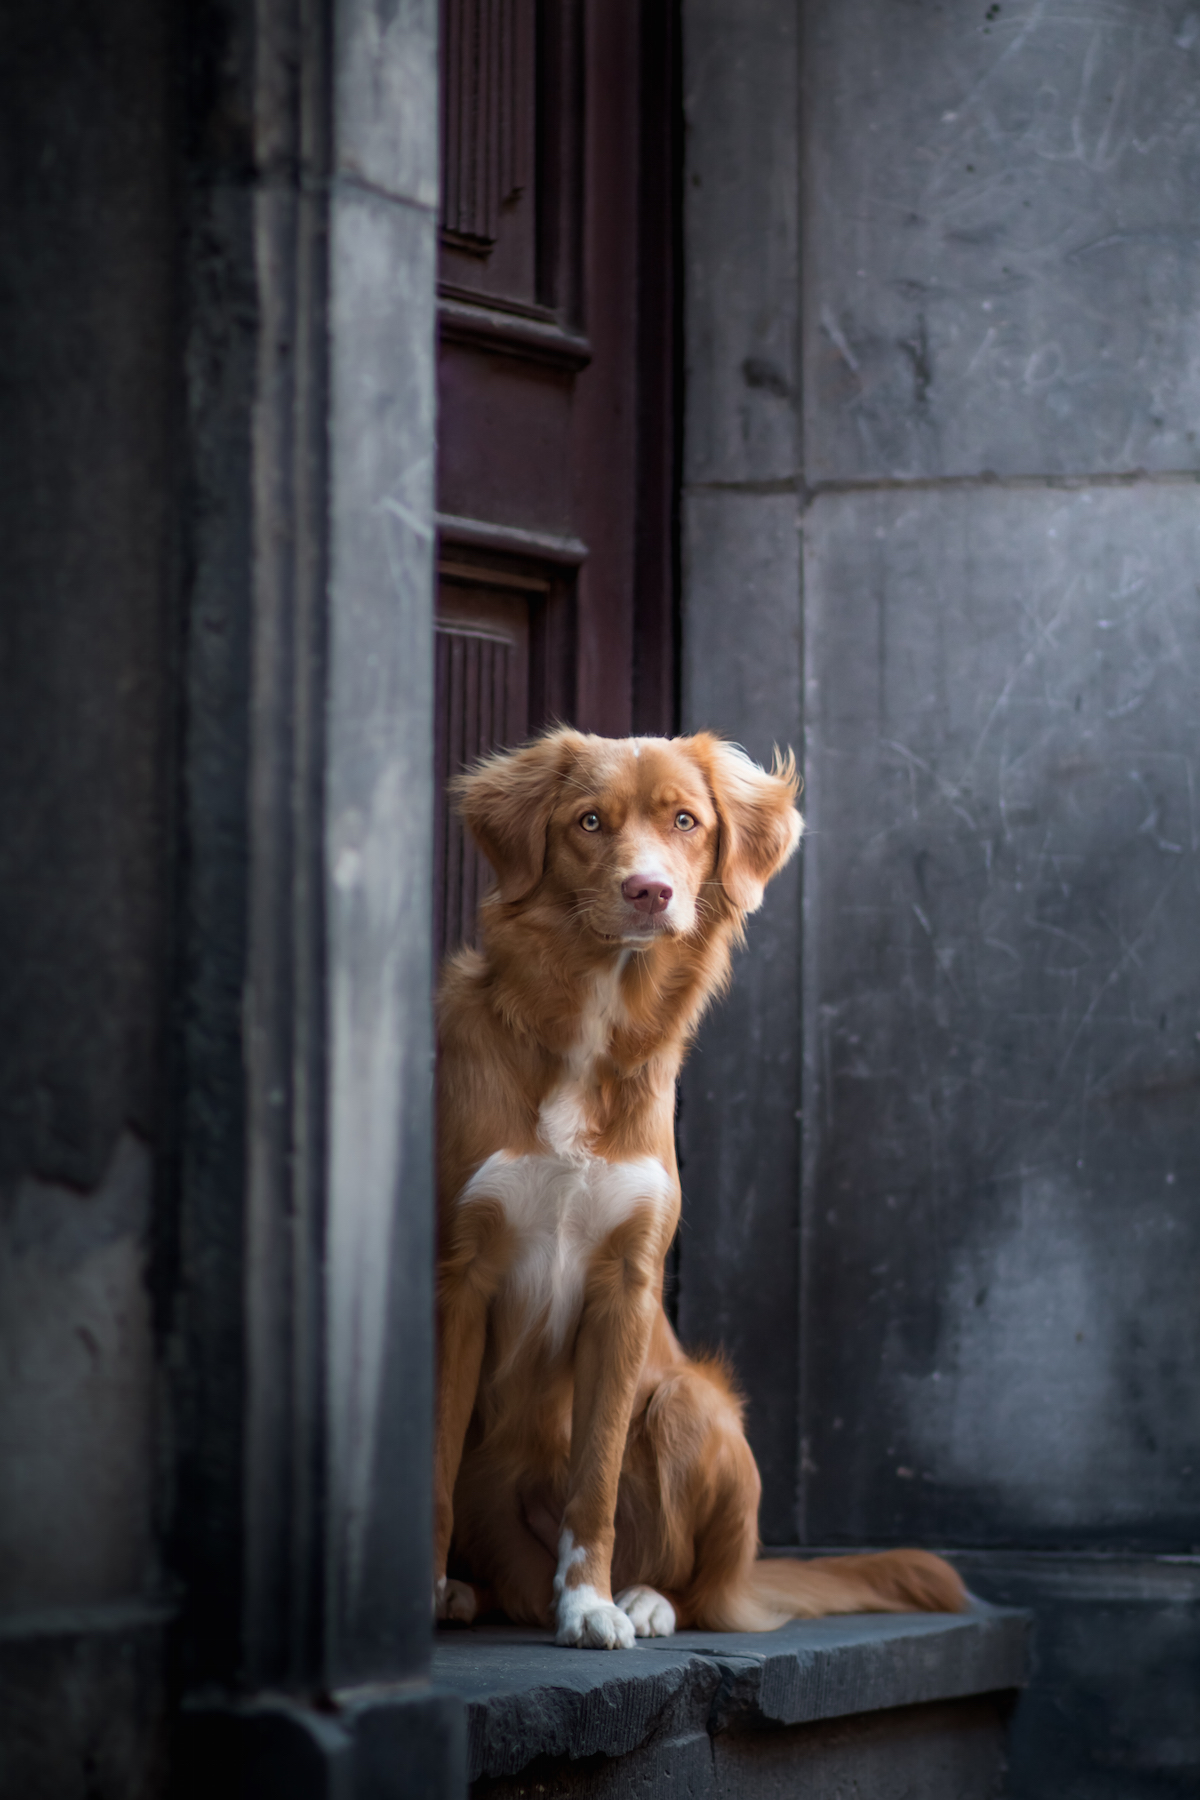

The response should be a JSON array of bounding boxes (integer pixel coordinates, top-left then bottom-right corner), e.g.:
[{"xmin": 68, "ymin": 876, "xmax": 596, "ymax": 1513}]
[{"xmin": 434, "ymin": 1601, "xmax": 1030, "ymax": 1798}]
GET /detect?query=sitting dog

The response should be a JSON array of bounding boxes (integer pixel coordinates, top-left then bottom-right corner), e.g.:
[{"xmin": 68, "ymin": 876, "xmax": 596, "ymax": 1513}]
[{"xmin": 434, "ymin": 729, "xmax": 964, "ymax": 1647}]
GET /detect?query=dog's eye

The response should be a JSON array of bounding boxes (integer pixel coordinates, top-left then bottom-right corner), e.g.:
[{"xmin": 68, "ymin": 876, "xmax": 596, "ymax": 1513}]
[
  {"xmin": 580, "ymin": 812, "xmax": 601, "ymax": 832},
  {"xmin": 674, "ymin": 811, "xmax": 696, "ymax": 831}
]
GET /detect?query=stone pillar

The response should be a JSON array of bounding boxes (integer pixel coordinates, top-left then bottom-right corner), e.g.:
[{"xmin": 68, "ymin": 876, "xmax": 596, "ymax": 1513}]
[
  {"xmin": 175, "ymin": 0, "xmax": 462, "ymax": 1789},
  {"xmin": 0, "ymin": 0, "xmax": 456, "ymax": 1790}
]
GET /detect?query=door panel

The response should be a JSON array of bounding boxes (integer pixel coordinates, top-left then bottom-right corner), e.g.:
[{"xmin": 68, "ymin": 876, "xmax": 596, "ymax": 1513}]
[
  {"xmin": 433, "ymin": 547, "xmax": 576, "ymax": 964},
  {"xmin": 434, "ymin": 579, "xmax": 530, "ymax": 964},
  {"xmin": 435, "ymin": 0, "xmax": 677, "ymax": 960},
  {"xmin": 436, "ymin": 353, "xmax": 576, "ymax": 538},
  {"xmin": 440, "ymin": 0, "xmax": 539, "ymax": 306}
]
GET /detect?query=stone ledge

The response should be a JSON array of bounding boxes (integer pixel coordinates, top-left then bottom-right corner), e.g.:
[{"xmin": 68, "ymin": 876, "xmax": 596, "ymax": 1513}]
[{"xmin": 432, "ymin": 1602, "xmax": 1029, "ymax": 1784}]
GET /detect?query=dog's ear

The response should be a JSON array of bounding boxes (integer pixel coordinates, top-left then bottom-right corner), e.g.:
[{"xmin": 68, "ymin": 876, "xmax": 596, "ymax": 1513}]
[
  {"xmin": 452, "ymin": 731, "xmax": 578, "ymax": 903},
  {"xmin": 698, "ymin": 737, "xmax": 803, "ymax": 916}
]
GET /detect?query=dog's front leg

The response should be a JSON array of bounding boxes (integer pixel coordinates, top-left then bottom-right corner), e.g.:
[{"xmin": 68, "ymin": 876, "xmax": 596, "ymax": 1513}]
[
  {"xmin": 434, "ymin": 1198, "xmax": 512, "ymax": 1621},
  {"xmin": 554, "ymin": 1208, "xmax": 663, "ymax": 1649}
]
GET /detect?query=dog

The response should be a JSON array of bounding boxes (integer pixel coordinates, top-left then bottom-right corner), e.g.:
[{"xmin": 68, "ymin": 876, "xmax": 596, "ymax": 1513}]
[{"xmin": 434, "ymin": 729, "xmax": 965, "ymax": 1647}]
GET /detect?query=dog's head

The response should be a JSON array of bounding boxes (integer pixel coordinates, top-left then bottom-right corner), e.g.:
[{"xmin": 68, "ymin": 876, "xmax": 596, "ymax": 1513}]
[{"xmin": 454, "ymin": 730, "xmax": 802, "ymax": 945}]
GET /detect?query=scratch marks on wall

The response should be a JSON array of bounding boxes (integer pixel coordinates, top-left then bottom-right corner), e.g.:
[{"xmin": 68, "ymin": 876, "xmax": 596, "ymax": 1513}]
[
  {"xmin": 802, "ymin": 480, "xmax": 1200, "ymax": 1540},
  {"xmin": 804, "ymin": 1, "xmax": 1200, "ymax": 478},
  {"xmin": 897, "ymin": 1167, "xmax": 1200, "ymax": 1528}
]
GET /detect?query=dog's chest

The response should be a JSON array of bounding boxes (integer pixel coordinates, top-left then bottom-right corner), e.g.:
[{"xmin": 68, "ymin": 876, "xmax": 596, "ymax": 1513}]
[
  {"xmin": 465, "ymin": 1148, "xmax": 671, "ymax": 1354},
  {"xmin": 459, "ymin": 962, "xmax": 671, "ymax": 1353}
]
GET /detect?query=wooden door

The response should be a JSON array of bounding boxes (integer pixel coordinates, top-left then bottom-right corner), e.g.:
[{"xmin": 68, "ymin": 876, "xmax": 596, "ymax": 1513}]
[{"xmin": 434, "ymin": 0, "xmax": 677, "ymax": 963}]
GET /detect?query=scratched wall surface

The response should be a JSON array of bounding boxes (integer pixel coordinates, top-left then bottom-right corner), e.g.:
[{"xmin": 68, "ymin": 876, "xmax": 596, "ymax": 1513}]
[
  {"xmin": 801, "ymin": 482, "xmax": 1200, "ymax": 1546},
  {"xmin": 803, "ymin": 0, "xmax": 1200, "ymax": 482},
  {"xmin": 791, "ymin": 4, "xmax": 1200, "ymax": 1792}
]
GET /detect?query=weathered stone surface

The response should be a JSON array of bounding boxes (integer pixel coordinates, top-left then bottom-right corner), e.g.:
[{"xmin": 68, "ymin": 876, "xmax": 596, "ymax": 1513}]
[
  {"xmin": 681, "ymin": 490, "xmax": 802, "ymax": 753},
  {"xmin": 325, "ymin": 174, "xmax": 439, "ymax": 1682},
  {"xmin": 691, "ymin": 1606, "xmax": 1030, "ymax": 1729},
  {"xmin": 677, "ymin": 5, "xmax": 1197, "ymax": 1796},
  {"xmin": 957, "ymin": 1552, "xmax": 1200, "ymax": 1800},
  {"xmin": 335, "ymin": 0, "xmax": 439, "ymax": 210},
  {"xmin": 0, "ymin": 1136, "xmax": 154, "ymax": 1611},
  {"xmin": 0, "ymin": 0, "xmax": 173, "ymax": 1195},
  {"xmin": 175, "ymin": 0, "xmax": 446, "ymax": 1706},
  {"xmin": 801, "ymin": 480, "xmax": 1200, "ymax": 1548},
  {"xmin": 0, "ymin": 1607, "xmax": 170, "ymax": 1800},
  {"xmin": 0, "ymin": 9, "xmax": 170, "ymax": 1795},
  {"xmin": 715, "ymin": 1697, "xmax": 1010, "ymax": 1800},
  {"xmin": 471, "ymin": 1698, "xmax": 1010, "ymax": 1800},
  {"xmin": 350, "ymin": 1686, "xmax": 466, "ymax": 1800},
  {"xmin": 803, "ymin": 1, "xmax": 1200, "ymax": 481},
  {"xmin": 435, "ymin": 1631, "xmax": 718, "ymax": 1782},
  {"xmin": 682, "ymin": 0, "xmax": 800, "ymax": 485},
  {"xmin": 471, "ymin": 1730, "xmax": 715, "ymax": 1800},
  {"xmin": 176, "ymin": 1696, "xmax": 354, "ymax": 1800},
  {"xmin": 433, "ymin": 1605, "xmax": 1028, "ymax": 1785}
]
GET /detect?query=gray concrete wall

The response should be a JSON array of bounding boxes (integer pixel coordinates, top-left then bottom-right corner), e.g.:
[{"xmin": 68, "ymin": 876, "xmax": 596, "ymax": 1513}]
[
  {"xmin": 174, "ymin": 0, "xmax": 448, "ymax": 1719},
  {"xmin": 1, "ymin": 0, "xmax": 451, "ymax": 1791},
  {"xmin": 680, "ymin": 3, "xmax": 1200, "ymax": 1794},
  {"xmin": 0, "ymin": 1, "xmax": 174, "ymax": 1792}
]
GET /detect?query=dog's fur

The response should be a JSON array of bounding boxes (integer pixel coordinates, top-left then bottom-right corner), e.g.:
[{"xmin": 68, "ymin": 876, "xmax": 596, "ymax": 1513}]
[{"xmin": 434, "ymin": 729, "xmax": 964, "ymax": 1648}]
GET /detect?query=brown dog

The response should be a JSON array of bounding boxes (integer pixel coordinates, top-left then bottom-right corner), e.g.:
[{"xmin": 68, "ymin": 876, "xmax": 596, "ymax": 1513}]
[{"xmin": 434, "ymin": 729, "xmax": 964, "ymax": 1647}]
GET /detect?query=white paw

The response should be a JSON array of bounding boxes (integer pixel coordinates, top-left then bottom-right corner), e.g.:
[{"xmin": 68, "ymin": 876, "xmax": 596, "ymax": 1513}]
[
  {"xmin": 615, "ymin": 1584, "xmax": 676, "ymax": 1638},
  {"xmin": 434, "ymin": 1576, "xmax": 478, "ymax": 1624},
  {"xmin": 554, "ymin": 1584, "xmax": 637, "ymax": 1650}
]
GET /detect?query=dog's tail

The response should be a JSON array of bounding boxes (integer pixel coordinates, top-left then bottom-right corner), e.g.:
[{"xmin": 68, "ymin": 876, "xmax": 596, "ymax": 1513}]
[
  {"xmin": 651, "ymin": 1356, "xmax": 967, "ymax": 1632},
  {"xmin": 695, "ymin": 1549, "xmax": 967, "ymax": 1633}
]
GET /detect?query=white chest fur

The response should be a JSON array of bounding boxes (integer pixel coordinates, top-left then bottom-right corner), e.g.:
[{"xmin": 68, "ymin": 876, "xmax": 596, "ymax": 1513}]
[
  {"xmin": 459, "ymin": 1148, "xmax": 673, "ymax": 1356},
  {"xmin": 456, "ymin": 955, "xmax": 672, "ymax": 1355}
]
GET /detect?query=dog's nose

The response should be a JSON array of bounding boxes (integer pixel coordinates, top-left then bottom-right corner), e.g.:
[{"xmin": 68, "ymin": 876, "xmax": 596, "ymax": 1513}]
[{"xmin": 621, "ymin": 874, "xmax": 673, "ymax": 915}]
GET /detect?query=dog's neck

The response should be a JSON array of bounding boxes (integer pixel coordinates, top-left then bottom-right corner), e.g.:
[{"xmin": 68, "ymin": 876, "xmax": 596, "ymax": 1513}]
[
  {"xmin": 570, "ymin": 948, "xmax": 633, "ymax": 1060},
  {"xmin": 480, "ymin": 904, "xmax": 737, "ymax": 1076}
]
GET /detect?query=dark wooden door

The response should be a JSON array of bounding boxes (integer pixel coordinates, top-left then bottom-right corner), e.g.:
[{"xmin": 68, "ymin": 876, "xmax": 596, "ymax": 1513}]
[{"xmin": 434, "ymin": 0, "xmax": 677, "ymax": 962}]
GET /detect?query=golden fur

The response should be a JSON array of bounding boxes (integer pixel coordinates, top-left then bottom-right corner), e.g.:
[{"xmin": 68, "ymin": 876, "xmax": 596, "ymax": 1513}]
[{"xmin": 434, "ymin": 729, "xmax": 965, "ymax": 1645}]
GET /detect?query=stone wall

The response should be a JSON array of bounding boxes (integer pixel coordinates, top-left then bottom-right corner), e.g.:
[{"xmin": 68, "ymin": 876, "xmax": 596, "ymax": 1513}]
[
  {"xmin": 0, "ymin": 0, "xmax": 450, "ymax": 1791},
  {"xmin": 679, "ymin": 4, "xmax": 1200, "ymax": 1794},
  {"xmin": 0, "ymin": 2, "xmax": 174, "ymax": 1791}
]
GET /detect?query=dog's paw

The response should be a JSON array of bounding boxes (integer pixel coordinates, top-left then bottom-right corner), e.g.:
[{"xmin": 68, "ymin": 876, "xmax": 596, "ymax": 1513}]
[
  {"xmin": 434, "ymin": 1576, "xmax": 479, "ymax": 1625},
  {"xmin": 615, "ymin": 1585, "xmax": 676, "ymax": 1638},
  {"xmin": 555, "ymin": 1584, "xmax": 637, "ymax": 1650}
]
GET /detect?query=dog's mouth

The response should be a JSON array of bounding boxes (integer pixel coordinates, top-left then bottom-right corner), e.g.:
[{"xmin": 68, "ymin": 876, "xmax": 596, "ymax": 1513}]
[
  {"xmin": 606, "ymin": 907, "xmax": 681, "ymax": 944},
  {"xmin": 588, "ymin": 910, "xmax": 678, "ymax": 945},
  {"xmin": 620, "ymin": 910, "xmax": 674, "ymax": 937}
]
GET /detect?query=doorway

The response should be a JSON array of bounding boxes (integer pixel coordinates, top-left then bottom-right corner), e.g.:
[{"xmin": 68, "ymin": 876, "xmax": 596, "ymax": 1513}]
[{"xmin": 434, "ymin": 0, "xmax": 679, "ymax": 958}]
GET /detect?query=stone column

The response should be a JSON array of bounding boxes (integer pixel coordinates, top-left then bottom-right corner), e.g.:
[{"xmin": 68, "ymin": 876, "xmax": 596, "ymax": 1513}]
[{"xmin": 174, "ymin": 0, "xmax": 462, "ymax": 1790}]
